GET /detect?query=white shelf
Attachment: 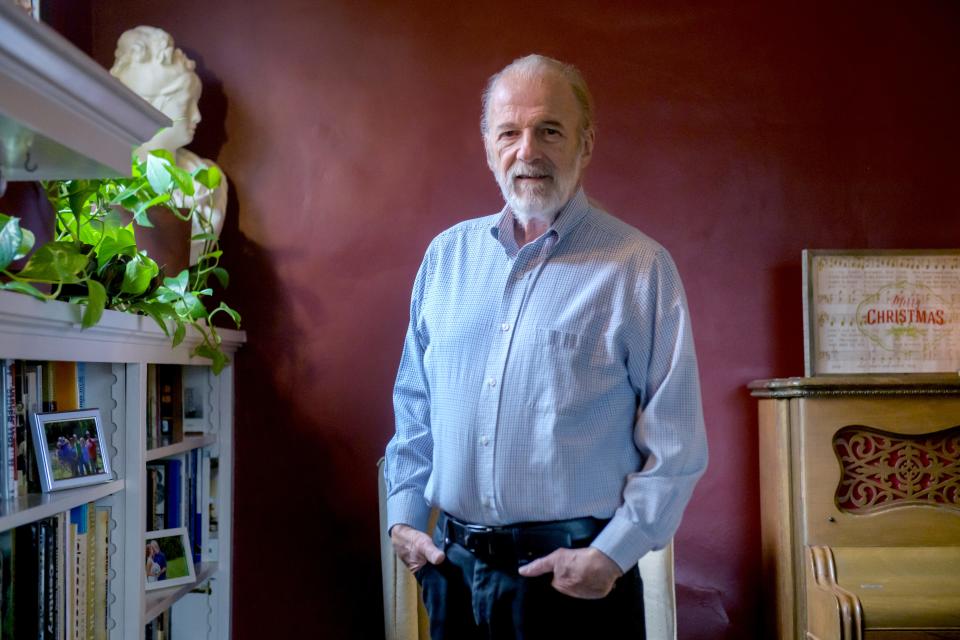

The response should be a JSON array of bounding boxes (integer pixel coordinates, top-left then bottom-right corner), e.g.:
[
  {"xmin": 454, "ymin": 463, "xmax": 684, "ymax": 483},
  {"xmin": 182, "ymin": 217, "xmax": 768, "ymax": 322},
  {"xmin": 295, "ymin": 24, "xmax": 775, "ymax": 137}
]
[
  {"xmin": 0, "ymin": 2, "xmax": 169, "ymax": 180},
  {"xmin": 0, "ymin": 478, "xmax": 124, "ymax": 533},
  {"xmin": 144, "ymin": 561, "xmax": 218, "ymax": 623},
  {"xmin": 146, "ymin": 435, "xmax": 217, "ymax": 462},
  {"xmin": 0, "ymin": 289, "xmax": 245, "ymax": 365}
]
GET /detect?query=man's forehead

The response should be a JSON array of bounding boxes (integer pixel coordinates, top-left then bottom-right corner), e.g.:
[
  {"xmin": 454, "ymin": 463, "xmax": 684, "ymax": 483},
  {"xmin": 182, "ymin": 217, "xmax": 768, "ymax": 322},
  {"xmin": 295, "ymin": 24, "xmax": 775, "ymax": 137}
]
[{"xmin": 489, "ymin": 71, "xmax": 579, "ymax": 121}]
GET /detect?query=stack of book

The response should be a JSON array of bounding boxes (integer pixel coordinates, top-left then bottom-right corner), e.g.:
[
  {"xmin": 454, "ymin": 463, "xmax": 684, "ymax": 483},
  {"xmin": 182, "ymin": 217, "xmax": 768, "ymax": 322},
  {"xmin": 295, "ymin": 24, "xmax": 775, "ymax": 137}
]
[
  {"xmin": 0, "ymin": 502, "xmax": 110, "ymax": 639},
  {"xmin": 146, "ymin": 449, "xmax": 210, "ymax": 564},
  {"xmin": 146, "ymin": 365, "xmax": 184, "ymax": 450}
]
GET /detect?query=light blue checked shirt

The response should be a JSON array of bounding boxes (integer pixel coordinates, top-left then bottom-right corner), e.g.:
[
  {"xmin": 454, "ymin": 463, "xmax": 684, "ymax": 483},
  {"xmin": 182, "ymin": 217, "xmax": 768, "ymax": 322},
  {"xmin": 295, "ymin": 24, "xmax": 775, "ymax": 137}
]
[{"xmin": 384, "ymin": 188, "xmax": 707, "ymax": 571}]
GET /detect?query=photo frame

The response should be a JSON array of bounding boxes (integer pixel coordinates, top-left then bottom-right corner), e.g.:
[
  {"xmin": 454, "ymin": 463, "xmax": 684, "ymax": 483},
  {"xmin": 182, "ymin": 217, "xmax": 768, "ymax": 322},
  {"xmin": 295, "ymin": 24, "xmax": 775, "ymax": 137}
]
[
  {"xmin": 803, "ymin": 249, "xmax": 960, "ymax": 375},
  {"xmin": 145, "ymin": 527, "xmax": 196, "ymax": 591},
  {"xmin": 31, "ymin": 408, "xmax": 113, "ymax": 493}
]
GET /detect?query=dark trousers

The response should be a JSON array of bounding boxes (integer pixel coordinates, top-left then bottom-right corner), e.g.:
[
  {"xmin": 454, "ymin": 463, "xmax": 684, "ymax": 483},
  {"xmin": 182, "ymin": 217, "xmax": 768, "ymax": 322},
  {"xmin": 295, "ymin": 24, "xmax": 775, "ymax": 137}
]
[{"xmin": 416, "ymin": 524, "xmax": 646, "ymax": 640}]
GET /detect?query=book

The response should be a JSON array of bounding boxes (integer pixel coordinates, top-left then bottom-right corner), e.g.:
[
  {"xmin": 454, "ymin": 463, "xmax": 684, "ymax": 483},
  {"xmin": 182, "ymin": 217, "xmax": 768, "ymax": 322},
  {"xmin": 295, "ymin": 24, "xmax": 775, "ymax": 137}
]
[
  {"xmin": 69, "ymin": 504, "xmax": 89, "ymax": 640},
  {"xmin": 20, "ymin": 362, "xmax": 42, "ymax": 494},
  {"xmin": 146, "ymin": 463, "xmax": 167, "ymax": 532},
  {"xmin": 156, "ymin": 365, "xmax": 183, "ymax": 446},
  {"xmin": 55, "ymin": 512, "xmax": 65, "ymax": 640},
  {"xmin": 146, "ymin": 364, "xmax": 157, "ymax": 449},
  {"xmin": 50, "ymin": 361, "xmax": 79, "ymax": 413},
  {"xmin": 165, "ymin": 458, "xmax": 182, "ymax": 529},
  {"xmin": 93, "ymin": 507, "xmax": 110, "ymax": 640},
  {"xmin": 12, "ymin": 522, "xmax": 39, "ymax": 640},
  {"xmin": 85, "ymin": 505, "xmax": 96, "ymax": 640},
  {"xmin": 200, "ymin": 453, "xmax": 212, "ymax": 561},
  {"xmin": 76, "ymin": 362, "xmax": 87, "ymax": 409},
  {"xmin": 1, "ymin": 360, "xmax": 14, "ymax": 501},
  {"xmin": 0, "ymin": 529, "xmax": 12, "ymax": 639}
]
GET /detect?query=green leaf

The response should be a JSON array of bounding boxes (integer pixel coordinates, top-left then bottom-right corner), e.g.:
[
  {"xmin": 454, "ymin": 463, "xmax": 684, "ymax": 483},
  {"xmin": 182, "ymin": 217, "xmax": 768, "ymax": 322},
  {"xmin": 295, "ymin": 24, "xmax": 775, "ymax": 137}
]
[
  {"xmin": 193, "ymin": 166, "xmax": 221, "ymax": 190},
  {"xmin": 120, "ymin": 253, "xmax": 159, "ymax": 295},
  {"xmin": 81, "ymin": 280, "xmax": 106, "ymax": 328},
  {"xmin": 211, "ymin": 267, "xmax": 229, "ymax": 289},
  {"xmin": 67, "ymin": 182, "xmax": 97, "ymax": 217},
  {"xmin": 0, "ymin": 280, "xmax": 48, "ymax": 300},
  {"xmin": 0, "ymin": 213, "xmax": 36, "ymax": 261},
  {"xmin": 193, "ymin": 343, "xmax": 228, "ymax": 374},
  {"xmin": 178, "ymin": 292, "xmax": 207, "ymax": 320},
  {"xmin": 17, "ymin": 227, "xmax": 35, "ymax": 259},
  {"xmin": 163, "ymin": 270, "xmax": 190, "ymax": 295},
  {"xmin": 190, "ymin": 233, "xmax": 218, "ymax": 242},
  {"xmin": 132, "ymin": 301, "xmax": 171, "ymax": 335},
  {"xmin": 148, "ymin": 148, "xmax": 176, "ymax": 165},
  {"xmin": 96, "ymin": 227, "xmax": 137, "ymax": 270},
  {"xmin": 172, "ymin": 323, "xmax": 186, "ymax": 347},
  {"xmin": 214, "ymin": 302, "xmax": 241, "ymax": 327},
  {"xmin": 0, "ymin": 215, "xmax": 24, "ymax": 270},
  {"xmin": 145, "ymin": 153, "xmax": 174, "ymax": 195},
  {"xmin": 131, "ymin": 193, "xmax": 172, "ymax": 227},
  {"xmin": 165, "ymin": 163, "xmax": 195, "ymax": 197},
  {"xmin": 16, "ymin": 242, "xmax": 88, "ymax": 283},
  {"xmin": 108, "ymin": 183, "xmax": 145, "ymax": 206}
]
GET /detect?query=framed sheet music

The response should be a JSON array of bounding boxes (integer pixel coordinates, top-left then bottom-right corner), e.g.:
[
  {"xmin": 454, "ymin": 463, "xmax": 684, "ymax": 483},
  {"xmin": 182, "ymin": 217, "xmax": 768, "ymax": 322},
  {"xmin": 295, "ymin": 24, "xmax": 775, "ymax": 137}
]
[{"xmin": 803, "ymin": 249, "xmax": 960, "ymax": 375}]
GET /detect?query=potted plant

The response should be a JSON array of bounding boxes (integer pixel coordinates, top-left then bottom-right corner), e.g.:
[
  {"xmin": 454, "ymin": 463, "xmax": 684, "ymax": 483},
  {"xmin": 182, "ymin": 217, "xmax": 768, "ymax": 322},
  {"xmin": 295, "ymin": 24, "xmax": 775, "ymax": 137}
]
[{"xmin": 0, "ymin": 150, "xmax": 240, "ymax": 374}]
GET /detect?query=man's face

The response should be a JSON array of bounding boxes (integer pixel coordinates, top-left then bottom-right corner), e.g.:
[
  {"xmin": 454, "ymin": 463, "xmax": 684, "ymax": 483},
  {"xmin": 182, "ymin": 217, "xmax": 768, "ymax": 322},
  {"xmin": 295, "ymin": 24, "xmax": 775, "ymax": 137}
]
[{"xmin": 485, "ymin": 71, "xmax": 594, "ymax": 222}]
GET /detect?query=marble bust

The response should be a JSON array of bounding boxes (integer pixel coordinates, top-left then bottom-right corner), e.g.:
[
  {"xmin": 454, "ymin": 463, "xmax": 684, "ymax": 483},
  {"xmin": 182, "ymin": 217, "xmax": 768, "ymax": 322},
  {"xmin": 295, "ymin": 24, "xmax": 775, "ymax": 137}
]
[{"xmin": 110, "ymin": 26, "xmax": 227, "ymax": 266}]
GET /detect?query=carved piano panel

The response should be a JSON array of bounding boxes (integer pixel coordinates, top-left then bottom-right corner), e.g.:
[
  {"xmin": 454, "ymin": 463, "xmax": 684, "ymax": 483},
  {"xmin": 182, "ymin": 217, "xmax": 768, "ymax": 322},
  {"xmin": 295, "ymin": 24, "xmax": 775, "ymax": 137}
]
[{"xmin": 750, "ymin": 376, "xmax": 960, "ymax": 640}]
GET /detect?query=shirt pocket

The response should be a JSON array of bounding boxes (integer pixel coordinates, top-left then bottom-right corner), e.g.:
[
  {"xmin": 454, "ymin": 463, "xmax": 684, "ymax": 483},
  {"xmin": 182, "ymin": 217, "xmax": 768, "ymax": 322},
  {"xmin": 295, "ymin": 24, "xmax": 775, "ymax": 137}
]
[{"xmin": 531, "ymin": 328, "xmax": 620, "ymax": 417}]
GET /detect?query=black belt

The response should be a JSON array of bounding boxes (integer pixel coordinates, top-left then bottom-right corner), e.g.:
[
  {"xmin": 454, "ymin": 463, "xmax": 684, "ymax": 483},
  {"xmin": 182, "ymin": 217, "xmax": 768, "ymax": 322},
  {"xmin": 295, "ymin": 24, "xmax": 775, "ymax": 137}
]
[{"xmin": 440, "ymin": 512, "xmax": 608, "ymax": 567}]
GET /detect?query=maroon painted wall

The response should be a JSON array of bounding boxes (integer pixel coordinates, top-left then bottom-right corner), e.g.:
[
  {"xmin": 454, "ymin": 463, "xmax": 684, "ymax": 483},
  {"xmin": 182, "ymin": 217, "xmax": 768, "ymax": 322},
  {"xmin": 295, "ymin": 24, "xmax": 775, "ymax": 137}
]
[{"xmin": 82, "ymin": 2, "xmax": 960, "ymax": 638}]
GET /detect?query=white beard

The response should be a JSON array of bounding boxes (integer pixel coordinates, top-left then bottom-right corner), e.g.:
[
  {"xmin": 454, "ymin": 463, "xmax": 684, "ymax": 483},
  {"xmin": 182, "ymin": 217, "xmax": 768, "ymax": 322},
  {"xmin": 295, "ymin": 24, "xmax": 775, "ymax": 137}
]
[{"xmin": 495, "ymin": 156, "xmax": 582, "ymax": 226}]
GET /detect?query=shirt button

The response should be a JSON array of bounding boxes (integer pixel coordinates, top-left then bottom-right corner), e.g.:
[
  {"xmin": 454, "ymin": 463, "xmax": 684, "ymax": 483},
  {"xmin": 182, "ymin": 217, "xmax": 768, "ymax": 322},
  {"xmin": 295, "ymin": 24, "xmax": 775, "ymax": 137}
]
[
  {"xmin": 500, "ymin": 322, "xmax": 511, "ymax": 332},
  {"xmin": 487, "ymin": 378, "xmax": 497, "ymax": 388},
  {"xmin": 480, "ymin": 435, "xmax": 489, "ymax": 446}
]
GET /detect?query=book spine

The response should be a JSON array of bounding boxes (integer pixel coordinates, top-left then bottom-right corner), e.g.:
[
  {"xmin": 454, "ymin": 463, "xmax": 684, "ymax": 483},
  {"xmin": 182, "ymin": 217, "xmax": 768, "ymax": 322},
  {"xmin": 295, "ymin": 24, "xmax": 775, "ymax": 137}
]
[
  {"xmin": 166, "ymin": 459, "xmax": 182, "ymax": 529},
  {"xmin": 93, "ymin": 507, "xmax": 109, "ymax": 640},
  {"xmin": 3, "ymin": 361, "xmax": 17, "ymax": 500},
  {"xmin": 85, "ymin": 506, "xmax": 95, "ymax": 640},
  {"xmin": 75, "ymin": 363, "xmax": 86, "ymax": 410}
]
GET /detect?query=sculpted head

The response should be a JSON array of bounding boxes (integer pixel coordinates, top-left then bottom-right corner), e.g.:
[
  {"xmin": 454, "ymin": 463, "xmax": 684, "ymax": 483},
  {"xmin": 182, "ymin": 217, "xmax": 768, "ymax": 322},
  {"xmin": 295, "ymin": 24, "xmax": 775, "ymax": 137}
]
[
  {"xmin": 110, "ymin": 27, "xmax": 202, "ymax": 155},
  {"xmin": 481, "ymin": 55, "xmax": 595, "ymax": 224}
]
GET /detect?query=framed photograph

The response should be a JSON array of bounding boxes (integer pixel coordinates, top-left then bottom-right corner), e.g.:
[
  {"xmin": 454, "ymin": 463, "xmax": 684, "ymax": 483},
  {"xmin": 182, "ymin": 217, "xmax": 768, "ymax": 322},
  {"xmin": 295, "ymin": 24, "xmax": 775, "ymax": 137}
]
[
  {"xmin": 31, "ymin": 409, "xmax": 112, "ymax": 493},
  {"xmin": 803, "ymin": 249, "xmax": 960, "ymax": 375},
  {"xmin": 145, "ymin": 528, "xmax": 196, "ymax": 591}
]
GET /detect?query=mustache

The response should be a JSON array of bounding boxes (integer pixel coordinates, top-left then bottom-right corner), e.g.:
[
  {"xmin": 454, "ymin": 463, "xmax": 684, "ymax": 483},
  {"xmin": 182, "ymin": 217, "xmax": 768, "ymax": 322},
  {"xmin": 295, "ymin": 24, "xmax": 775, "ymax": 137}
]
[{"xmin": 509, "ymin": 161, "xmax": 555, "ymax": 181}]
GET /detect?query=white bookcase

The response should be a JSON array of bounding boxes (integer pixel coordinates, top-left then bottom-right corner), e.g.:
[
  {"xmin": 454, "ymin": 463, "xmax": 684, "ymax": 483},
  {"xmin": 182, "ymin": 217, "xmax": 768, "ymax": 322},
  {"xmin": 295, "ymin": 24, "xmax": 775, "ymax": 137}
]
[{"xmin": 0, "ymin": 289, "xmax": 245, "ymax": 639}]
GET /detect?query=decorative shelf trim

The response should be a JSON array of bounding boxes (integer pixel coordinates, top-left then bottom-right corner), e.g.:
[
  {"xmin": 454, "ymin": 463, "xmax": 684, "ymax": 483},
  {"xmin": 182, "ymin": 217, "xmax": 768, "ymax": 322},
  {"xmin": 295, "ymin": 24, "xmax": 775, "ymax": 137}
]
[
  {"xmin": 0, "ymin": 290, "xmax": 245, "ymax": 364},
  {"xmin": 0, "ymin": 478, "xmax": 124, "ymax": 533}
]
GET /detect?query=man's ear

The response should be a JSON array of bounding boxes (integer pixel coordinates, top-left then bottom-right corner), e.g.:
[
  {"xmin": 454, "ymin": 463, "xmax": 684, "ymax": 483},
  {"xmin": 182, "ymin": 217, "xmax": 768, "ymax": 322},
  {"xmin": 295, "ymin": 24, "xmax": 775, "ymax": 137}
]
[
  {"xmin": 483, "ymin": 135, "xmax": 495, "ymax": 171},
  {"xmin": 579, "ymin": 127, "xmax": 596, "ymax": 168}
]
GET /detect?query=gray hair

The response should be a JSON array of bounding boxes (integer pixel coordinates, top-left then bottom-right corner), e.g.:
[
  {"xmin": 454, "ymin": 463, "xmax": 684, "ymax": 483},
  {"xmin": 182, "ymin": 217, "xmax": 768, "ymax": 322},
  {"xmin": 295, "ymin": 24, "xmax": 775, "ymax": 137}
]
[{"xmin": 480, "ymin": 54, "xmax": 594, "ymax": 137}]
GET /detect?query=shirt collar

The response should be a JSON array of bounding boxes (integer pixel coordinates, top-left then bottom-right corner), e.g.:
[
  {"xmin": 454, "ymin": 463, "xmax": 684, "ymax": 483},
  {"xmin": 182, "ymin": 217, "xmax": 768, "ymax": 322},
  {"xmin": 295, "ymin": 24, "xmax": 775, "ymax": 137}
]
[{"xmin": 489, "ymin": 187, "xmax": 592, "ymax": 252}]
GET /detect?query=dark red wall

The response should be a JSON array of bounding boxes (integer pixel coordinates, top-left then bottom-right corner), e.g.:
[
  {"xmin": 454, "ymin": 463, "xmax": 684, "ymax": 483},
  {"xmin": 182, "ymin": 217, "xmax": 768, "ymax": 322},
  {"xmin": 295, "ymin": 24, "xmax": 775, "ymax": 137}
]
[{"xmin": 84, "ymin": 2, "xmax": 960, "ymax": 638}]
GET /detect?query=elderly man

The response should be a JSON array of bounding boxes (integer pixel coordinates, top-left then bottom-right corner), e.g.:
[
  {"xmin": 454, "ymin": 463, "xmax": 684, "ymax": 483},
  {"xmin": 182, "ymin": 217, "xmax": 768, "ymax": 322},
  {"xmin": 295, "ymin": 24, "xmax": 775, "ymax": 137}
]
[{"xmin": 384, "ymin": 54, "xmax": 707, "ymax": 639}]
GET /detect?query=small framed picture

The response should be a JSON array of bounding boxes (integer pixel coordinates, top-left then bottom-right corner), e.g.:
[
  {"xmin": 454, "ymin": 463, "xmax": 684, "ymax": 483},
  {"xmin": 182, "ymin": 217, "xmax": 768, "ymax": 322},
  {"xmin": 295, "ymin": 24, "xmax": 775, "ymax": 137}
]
[
  {"xmin": 31, "ymin": 409, "xmax": 113, "ymax": 493},
  {"xmin": 145, "ymin": 528, "xmax": 196, "ymax": 591}
]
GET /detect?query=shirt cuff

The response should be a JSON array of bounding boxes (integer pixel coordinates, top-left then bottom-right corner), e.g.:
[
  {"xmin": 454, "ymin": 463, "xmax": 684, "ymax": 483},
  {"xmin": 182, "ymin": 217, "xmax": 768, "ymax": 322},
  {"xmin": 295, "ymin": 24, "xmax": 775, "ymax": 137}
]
[
  {"xmin": 386, "ymin": 490, "xmax": 433, "ymax": 535},
  {"xmin": 590, "ymin": 513, "xmax": 658, "ymax": 573}
]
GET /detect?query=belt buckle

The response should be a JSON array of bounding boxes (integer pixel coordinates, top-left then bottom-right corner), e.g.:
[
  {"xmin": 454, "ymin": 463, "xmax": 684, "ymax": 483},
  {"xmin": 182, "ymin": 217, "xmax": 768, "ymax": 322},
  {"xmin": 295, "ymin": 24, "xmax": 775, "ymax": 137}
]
[{"xmin": 463, "ymin": 524, "xmax": 494, "ymax": 554}]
